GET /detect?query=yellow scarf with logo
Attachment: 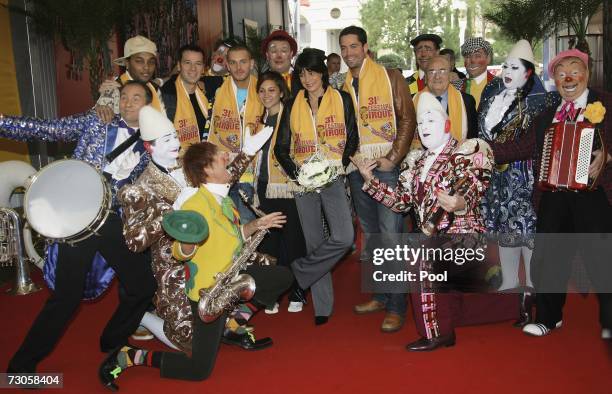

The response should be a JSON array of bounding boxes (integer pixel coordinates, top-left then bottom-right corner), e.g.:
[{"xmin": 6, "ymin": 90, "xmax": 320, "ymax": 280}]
[
  {"xmin": 119, "ymin": 72, "xmax": 163, "ymax": 113},
  {"xmin": 343, "ymin": 57, "xmax": 396, "ymax": 159},
  {"xmin": 173, "ymin": 77, "xmax": 210, "ymax": 151},
  {"xmin": 413, "ymin": 87, "xmax": 468, "ymax": 144},
  {"xmin": 290, "ymin": 87, "xmax": 346, "ymax": 170},
  {"xmin": 207, "ymin": 75, "xmax": 263, "ymax": 182},
  {"xmin": 260, "ymin": 105, "xmax": 293, "ymax": 198}
]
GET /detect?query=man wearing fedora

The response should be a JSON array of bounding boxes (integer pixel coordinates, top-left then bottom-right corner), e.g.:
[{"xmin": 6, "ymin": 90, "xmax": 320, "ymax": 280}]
[
  {"xmin": 96, "ymin": 35, "xmax": 166, "ymax": 123},
  {"xmin": 406, "ymin": 33, "xmax": 443, "ymax": 96}
]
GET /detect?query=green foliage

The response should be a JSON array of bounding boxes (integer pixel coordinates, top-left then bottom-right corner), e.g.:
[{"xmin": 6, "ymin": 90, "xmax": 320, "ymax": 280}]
[
  {"xmin": 14, "ymin": 0, "xmax": 166, "ymax": 100},
  {"xmin": 377, "ymin": 53, "xmax": 408, "ymax": 69},
  {"xmin": 550, "ymin": 0, "xmax": 603, "ymax": 56},
  {"xmin": 483, "ymin": 0, "xmax": 557, "ymax": 45}
]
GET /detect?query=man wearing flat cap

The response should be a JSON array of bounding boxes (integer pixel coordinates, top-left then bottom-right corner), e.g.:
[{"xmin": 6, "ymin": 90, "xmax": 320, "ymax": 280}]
[
  {"xmin": 491, "ymin": 48, "xmax": 612, "ymax": 341},
  {"xmin": 262, "ymin": 29, "xmax": 298, "ymax": 90},
  {"xmin": 406, "ymin": 33, "xmax": 442, "ymax": 96},
  {"xmin": 460, "ymin": 37, "xmax": 495, "ymax": 109},
  {"xmin": 96, "ymin": 35, "xmax": 166, "ymax": 123}
]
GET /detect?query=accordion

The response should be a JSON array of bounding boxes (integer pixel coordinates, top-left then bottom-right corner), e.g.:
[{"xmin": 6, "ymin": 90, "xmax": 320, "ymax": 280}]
[{"xmin": 538, "ymin": 121, "xmax": 604, "ymax": 191}]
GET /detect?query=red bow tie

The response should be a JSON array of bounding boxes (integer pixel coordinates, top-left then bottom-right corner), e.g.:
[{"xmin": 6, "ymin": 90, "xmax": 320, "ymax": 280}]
[{"xmin": 555, "ymin": 101, "xmax": 577, "ymax": 122}]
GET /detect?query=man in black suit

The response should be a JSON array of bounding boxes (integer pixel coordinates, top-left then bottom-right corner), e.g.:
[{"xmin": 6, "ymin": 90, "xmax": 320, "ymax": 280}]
[
  {"xmin": 419, "ymin": 55, "xmax": 477, "ymax": 141},
  {"xmin": 492, "ymin": 49, "xmax": 612, "ymax": 340}
]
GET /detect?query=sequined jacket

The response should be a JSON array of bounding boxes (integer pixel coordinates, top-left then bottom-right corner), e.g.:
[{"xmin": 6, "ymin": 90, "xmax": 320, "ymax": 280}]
[
  {"xmin": 118, "ymin": 153, "xmax": 259, "ymax": 352},
  {"xmin": 0, "ymin": 110, "xmax": 150, "ymax": 209},
  {"xmin": 364, "ymin": 138, "xmax": 493, "ymax": 233}
]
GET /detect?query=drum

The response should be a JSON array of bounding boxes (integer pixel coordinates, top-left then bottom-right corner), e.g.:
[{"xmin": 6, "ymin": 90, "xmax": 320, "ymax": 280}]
[{"xmin": 24, "ymin": 159, "xmax": 111, "ymax": 243}]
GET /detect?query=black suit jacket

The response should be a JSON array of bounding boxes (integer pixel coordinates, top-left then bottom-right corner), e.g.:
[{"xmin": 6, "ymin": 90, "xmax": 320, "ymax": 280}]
[{"xmin": 460, "ymin": 91, "xmax": 478, "ymax": 139}]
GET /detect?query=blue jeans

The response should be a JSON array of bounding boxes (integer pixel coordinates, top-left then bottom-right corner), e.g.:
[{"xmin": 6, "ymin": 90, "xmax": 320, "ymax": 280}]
[
  {"xmin": 229, "ymin": 183, "xmax": 256, "ymax": 224},
  {"xmin": 348, "ymin": 168, "xmax": 407, "ymax": 316}
]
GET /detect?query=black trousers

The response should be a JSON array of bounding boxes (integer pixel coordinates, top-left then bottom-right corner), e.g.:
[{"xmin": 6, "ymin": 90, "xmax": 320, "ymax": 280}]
[
  {"xmin": 9, "ymin": 214, "xmax": 157, "ymax": 372},
  {"xmin": 256, "ymin": 181, "xmax": 306, "ymax": 267},
  {"xmin": 533, "ymin": 188, "xmax": 612, "ymax": 329},
  {"xmin": 159, "ymin": 265, "xmax": 293, "ymax": 381}
]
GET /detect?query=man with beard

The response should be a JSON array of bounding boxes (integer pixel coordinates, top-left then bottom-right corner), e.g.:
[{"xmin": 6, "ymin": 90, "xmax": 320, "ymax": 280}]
[
  {"xmin": 207, "ymin": 44, "xmax": 263, "ymax": 224},
  {"xmin": 339, "ymin": 25, "xmax": 416, "ymax": 333}
]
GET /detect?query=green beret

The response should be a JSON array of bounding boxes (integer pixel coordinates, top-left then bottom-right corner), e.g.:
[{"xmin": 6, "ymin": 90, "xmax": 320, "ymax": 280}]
[{"xmin": 162, "ymin": 210, "xmax": 209, "ymax": 244}]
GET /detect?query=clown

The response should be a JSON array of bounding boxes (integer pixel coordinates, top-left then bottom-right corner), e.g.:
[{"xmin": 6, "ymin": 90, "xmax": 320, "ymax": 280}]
[
  {"xmin": 261, "ymin": 30, "xmax": 297, "ymax": 89},
  {"xmin": 477, "ymin": 40, "xmax": 553, "ymax": 326},
  {"xmin": 492, "ymin": 49, "xmax": 612, "ymax": 339},
  {"xmin": 460, "ymin": 37, "xmax": 495, "ymax": 109},
  {"xmin": 352, "ymin": 92, "xmax": 519, "ymax": 351},
  {"xmin": 117, "ymin": 106, "xmax": 275, "ymax": 353}
]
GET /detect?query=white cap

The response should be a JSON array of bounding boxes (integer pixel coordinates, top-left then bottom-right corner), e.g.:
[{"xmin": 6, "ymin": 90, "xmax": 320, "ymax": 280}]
[
  {"xmin": 113, "ymin": 36, "xmax": 157, "ymax": 66},
  {"xmin": 507, "ymin": 39, "xmax": 534, "ymax": 64},
  {"xmin": 139, "ymin": 106, "xmax": 175, "ymax": 141},
  {"xmin": 417, "ymin": 91, "xmax": 448, "ymax": 121}
]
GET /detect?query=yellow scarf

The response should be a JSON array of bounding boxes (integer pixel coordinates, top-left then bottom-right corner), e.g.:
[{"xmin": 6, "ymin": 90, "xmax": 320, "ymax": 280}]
[
  {"xmin": 413, "ymin": 87, "xmax": 468, "ymax": 143},
  {"xmin": 290, "ymin": 87, "xmax": 346, "ymax": 168},
  {"xmin": 207, "ymin": 75, "xmax": 263, "ymax": 182},
  {"xmin": 119, "ymin": 72, "xmax": 164, "ymax": 113},
  {"xmin": 260, "ymin": 105, "xmax": 293, "ymax": 198},
  {"xmin": 343, "ymin": 57, "xmax": 397, "ymax": 159},
  {"xmin": 173, "ymin": 77, "xmax": 210, "ymax": 151}
]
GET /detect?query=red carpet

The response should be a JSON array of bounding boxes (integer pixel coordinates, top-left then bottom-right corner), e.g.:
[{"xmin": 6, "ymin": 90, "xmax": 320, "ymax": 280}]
[{"xmin": 1, "ymin": 253, "xmax": 611, "ymax": 394}]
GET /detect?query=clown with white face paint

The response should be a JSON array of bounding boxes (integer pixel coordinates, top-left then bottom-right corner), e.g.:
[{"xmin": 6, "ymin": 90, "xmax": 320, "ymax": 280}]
[
  {"xmin": 115, "ymin": 105, "xmax": 275, "ymax": 354},
  {"xmin": 352, "ymin": 92, "xmax": 518, "ymax": 351},
  {"xmin": 477, "ymin": 40, "xmax": 552, "ymax": 322}
]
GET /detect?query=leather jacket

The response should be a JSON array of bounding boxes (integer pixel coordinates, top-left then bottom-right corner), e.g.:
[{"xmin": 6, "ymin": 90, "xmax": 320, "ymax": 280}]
[
  {"xmin": 274, "ymin": 88, "xmax": 359, "ymax": 178},
  {"xmin": 384, "ymin": 68, "xmax": 417, "ymax": 166}
]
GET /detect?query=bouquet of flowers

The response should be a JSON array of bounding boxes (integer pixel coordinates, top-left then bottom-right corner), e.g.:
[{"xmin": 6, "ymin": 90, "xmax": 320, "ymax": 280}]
[{"xmin": 296, "ymin": 151, "xmax": 340, "ymax": 193}]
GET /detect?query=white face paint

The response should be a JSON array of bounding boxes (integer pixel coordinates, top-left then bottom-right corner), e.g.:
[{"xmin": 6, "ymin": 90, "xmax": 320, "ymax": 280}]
[
  {"xmin": 417, "ymin": 110, "xmax": 450, "ymax": 150},
  {"xmin": 502, "ymin": 57, "xmax": 528, "ymax": 90},
  {"xmin": 151, "ymin": 131, "xmax": 180, "ymax": 169}
]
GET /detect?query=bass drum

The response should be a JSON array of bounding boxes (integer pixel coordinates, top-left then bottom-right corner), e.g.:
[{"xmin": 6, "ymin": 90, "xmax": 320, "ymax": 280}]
[{"xmin": 23, "ymin": 159, "xmax": 111, "ymax": 243}]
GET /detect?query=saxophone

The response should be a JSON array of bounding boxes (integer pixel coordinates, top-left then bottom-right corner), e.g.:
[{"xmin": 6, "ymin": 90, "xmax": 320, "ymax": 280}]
[
  {"xmin": 494, "ymin": 89, "xmax": 528, "ymax": 172},
  {"xmin": 197, "ymin": 191, "xmax": 268, "ymax": 323}
]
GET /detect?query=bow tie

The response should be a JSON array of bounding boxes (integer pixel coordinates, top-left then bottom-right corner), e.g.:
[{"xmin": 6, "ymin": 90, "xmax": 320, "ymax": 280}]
[
  {"xmin": 119, "ymin": 120, "xmax": 138, "ymax": 135},
  {"xmin": 555, "ymin": 101, "xmax": 577, "ymax": 122}
]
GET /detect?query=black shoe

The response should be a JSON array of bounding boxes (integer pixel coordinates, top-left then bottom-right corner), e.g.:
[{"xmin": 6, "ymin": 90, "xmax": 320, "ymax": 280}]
[
  {"xmin": 405, "ymin": 332, "xmax": 456, "ymax": 352},
  {"xmin": 513, "ymin": 293, "xmax": 534, "ymax": 328},
  {"xmin": 315, "ymin": 316, "xmax": 329, "ymax": 325},
  {"xmin": 221, "ymin": 332, "xmax": 273, "ymax": 351},
  {"xmin": 98, "ymin": 346, "xmax": 126, "ymax": 392},
  {"xmin": 289, "ymin": 284, "xmax": 308, "ymax": 304}
]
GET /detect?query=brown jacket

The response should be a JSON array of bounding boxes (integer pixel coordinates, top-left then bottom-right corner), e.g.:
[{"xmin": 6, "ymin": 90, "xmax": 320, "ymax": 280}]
[{"xmin": 385, "ymin": 68, "xmax": 417, "ymax": 165}]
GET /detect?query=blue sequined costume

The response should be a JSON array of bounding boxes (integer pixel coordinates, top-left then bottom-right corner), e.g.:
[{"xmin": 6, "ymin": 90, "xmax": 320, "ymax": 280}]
[
  {"xmin": 0, "ymin": 110, "xmax": 149, "ymax": 299},
  {"xmin": 477, "ymin": 77, "xmax": 557, "ymax": 246}
]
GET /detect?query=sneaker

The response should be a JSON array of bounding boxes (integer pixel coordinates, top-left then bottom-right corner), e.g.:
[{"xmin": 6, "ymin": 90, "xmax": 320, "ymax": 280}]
[
  {"xmin": 602, "ymin": 328, "xmax": 611, "ymax": 340},
  {"xmin": 288, "ymin": 301, "xmax": 304, "ymax": 313},
  {"xmin": 264, "ymin": 302, "xmax": 279, "ymax": 314},
  {"xmin": 523, "ymin": 321, "xmax": 562, "ymax": 337},
  {"xmin": 131, "ymin": 325, "xmax": 154, "ymax": 341}
]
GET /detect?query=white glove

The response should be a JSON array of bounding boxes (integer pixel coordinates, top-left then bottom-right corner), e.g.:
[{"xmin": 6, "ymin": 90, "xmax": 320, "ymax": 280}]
[
  {"xmin": 242, "ymin": 126, "xmax": 273, "ymax": 155},
  {"xmin": 112, "ymin": 150, "xmax": 141, "ymax": 181}
]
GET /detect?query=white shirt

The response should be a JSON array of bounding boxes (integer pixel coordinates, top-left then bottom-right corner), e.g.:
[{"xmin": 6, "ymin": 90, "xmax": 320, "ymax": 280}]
[
  {"xmin": 172, "ymin": 182, "xmax": 230, "ymax": 210},
  {"xmin": 419, "ymin": 69, "xmax": 425, "ymax": 80},
  {"xmin": 419, "ymin": 142, "xmax": 447, "ymax": 182},
  {"xmin": 553, "ymin": 88, "xmax": 589, "ymax": 123},
  {"xmin": 484, "ymin": 89, "xmax": 517, "ymax": 133},
  {"xmin": 471, "ymin": 70, "xmax": 488, "ymax": 84},
  {"xmin": 102, "ymin": 120, "xmax": 139, "ymax": 179}
]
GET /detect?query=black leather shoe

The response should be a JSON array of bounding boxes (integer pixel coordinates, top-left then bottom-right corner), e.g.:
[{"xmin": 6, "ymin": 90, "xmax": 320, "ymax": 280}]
[
  {"xmin": 513, "ymin": 293, "xmax": 534, "ymax": 328},
  {"xmin": 315, "ymin": 316, "xmax": 329, "ymax": 325},
  {"xmin": 222, "ymin": 332, "xmax": 273, "ymax": 351},
  {"xmin": 405, "ymin": 332, "xmax": 456, "ymax": 352},
  {"xmin": 98, "ymin": 346, "xmax": 125, "ymax": 392}
]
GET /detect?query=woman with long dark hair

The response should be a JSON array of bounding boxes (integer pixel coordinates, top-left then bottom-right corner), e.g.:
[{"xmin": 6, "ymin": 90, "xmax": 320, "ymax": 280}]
[
  {"xmin": 255, "ymin": 71, "xmax": 308, "ymax": 313},
  {"xmin": 274, "ymin": 48, "xmax": 359, "ymax": 325}
]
